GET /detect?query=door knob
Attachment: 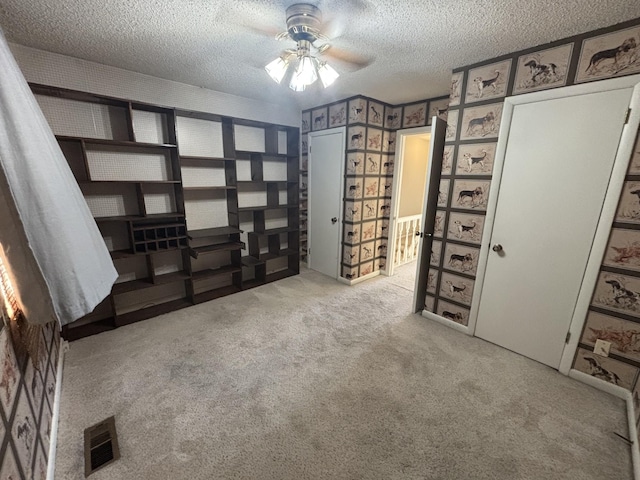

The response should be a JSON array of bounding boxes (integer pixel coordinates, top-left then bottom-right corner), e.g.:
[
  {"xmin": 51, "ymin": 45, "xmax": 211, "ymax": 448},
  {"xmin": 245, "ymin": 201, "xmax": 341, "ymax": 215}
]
[
  {"xmin": 331, "ymin": 217, "xmax": 337, "ymax": 224},
  {"xmin": 492, "ymin": 244, "xmax": 503, "ymax": 252}
]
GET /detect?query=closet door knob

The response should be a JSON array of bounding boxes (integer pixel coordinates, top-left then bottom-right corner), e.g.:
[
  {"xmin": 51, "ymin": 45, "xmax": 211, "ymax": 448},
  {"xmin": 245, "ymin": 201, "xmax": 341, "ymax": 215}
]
[
  {"xmin": 331, "ymin": 217, "xmax": 337, "ymax": 224},
  {"xmin": 492, "ymin": 244, "xmax": 503, "ymax": 252}
]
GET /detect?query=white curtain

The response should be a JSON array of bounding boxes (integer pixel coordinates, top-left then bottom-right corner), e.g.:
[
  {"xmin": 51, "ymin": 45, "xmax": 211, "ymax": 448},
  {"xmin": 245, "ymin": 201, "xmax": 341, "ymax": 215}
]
[{"xmin": 0, "ymin": 30, "xmax": 117, "ymax": 327}]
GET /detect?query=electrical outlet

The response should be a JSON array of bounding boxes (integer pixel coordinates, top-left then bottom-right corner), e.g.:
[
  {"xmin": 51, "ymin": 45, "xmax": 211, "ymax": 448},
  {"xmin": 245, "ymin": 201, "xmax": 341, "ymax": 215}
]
[{"xmin": 594, "ymin": 339, "xmax": 611, "ymax": 357}]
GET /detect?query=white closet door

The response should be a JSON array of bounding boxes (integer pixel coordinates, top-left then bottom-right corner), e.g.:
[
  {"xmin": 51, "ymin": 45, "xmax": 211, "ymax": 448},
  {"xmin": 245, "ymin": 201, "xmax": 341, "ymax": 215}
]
[{"xmin": 475, "ymin": 87, "xmax": 634, "ymax": 368}]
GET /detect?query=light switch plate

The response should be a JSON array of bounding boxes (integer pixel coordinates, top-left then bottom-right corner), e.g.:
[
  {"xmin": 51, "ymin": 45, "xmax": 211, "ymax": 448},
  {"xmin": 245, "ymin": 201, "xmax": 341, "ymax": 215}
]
[{"xmin": 594, "ymin": 339, "xmax": 611, "ymax": 357}]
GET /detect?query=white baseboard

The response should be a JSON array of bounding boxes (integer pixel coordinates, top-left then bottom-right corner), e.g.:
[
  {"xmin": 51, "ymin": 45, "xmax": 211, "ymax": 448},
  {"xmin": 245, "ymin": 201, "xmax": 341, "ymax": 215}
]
[
  {"xmin": 337, "ymin": 270, "xmax": 380, "ymax": 286},
  {"xmin": 421, "ymin": 310, "xmax": 470, "ymax": 335},
  {"xmin": 47, "ymin": 340, "xmax": 68, "ymax": 480},
  {"xmin": 569, "ymin": 370, "xmax": 640, "ymax": 480}
]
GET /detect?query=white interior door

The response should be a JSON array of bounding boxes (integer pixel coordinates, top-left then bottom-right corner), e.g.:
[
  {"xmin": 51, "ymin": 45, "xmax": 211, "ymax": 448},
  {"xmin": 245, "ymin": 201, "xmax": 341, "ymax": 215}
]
[
  {"xmin": 475, "ymin": 86, "xmax": 635, "ymax": 369},
  {"xmin": 308, "ymin": 128, "xmax": 345, "ymax": 279}
]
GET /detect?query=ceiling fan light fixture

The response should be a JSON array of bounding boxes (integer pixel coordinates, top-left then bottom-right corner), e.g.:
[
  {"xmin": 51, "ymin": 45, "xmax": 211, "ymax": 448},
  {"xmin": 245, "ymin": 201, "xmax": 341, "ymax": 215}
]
[
  {"xmin": 317, "ymin": 61, "xmax": 339, "ymax": 88},
  {"xmin": 289, "ymin": 70, "xmax": 307, "ymax": 91},
  {"xmin": 296, "ymin": 55, "xmax": 318, "ymax": 86},
  {"xmin": 265, "ymin": 56, "xmax": 289, "ymax": 84}
]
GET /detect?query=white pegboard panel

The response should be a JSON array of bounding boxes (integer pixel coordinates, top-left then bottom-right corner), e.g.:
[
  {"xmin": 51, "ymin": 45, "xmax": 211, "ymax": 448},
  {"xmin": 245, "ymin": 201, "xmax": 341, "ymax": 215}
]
[
  {"xmin": 263, "ymin": 157, "xmax": 288, "ymax": 181},
  {"xmin": 265, "ymin": 209, "xmax": 289, "ymax": 230},
  {"xmin": 113, "ymin": 256, "xmax": 148, "ymax": 283},
  {"xmin": 153, "ymin": 250, "xmax": 182, "ymax": 276},
  {"xmin": 237, "ymin": 184, "xmax": 267, "ymax": 208},
  {"xmin": 34, "ymin": 94, "xmax": 129, "ymax": 140},
  {"xmin": 114, "ymin": 282, "xmax": 186, "ymax": 315},
  {"xmin": 86, "ymin": 146, "xmax": 171, "ymax": 181},
  {"xmin": 278, "ymin": 131, "xmax": 288, "ymax": 155},
  {"xmin": 97, "ymin": 222, "xmax": 129, "ymax": 252},
  {"xmin": 279, "ymin": 189, "xmax": 288, "ymax": 205},
  {"xmin": 184, "ymin": 191, "xmax": 229, "ymax": 231},
  {"xmin": 176, "ymin": 117, "xmax": 224, "ymax": 158},
  {"xmin": 143, "ymin": 184, "xmax": 176, "ymax": 215},
  {"xmin": 181, "ymin": 166, "xmax": 227, "ymax": 188},
  {"xmin": 12, "ymin": 43, "xmax": 300, "ymax": 127},
  {"xmin": 236, "ymin": 159, "xmax": 252, "ymax": 181},
  {"xmin": 132, "ymin": 109, "xmax": 168, "ymax": 144},
  {"xmin": 81, "ymin": 183, "xmax": 139, "ymax": 217},
  {"xmin": 234, "ymin": 125, "xmax": 265, "ymax": 152}
]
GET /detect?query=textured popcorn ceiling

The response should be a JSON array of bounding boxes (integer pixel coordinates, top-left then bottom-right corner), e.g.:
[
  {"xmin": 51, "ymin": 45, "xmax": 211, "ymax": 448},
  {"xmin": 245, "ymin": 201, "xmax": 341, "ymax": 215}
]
[{"xmin": 1, "ymin": 0, "xmax": 640, "ymax": 109}]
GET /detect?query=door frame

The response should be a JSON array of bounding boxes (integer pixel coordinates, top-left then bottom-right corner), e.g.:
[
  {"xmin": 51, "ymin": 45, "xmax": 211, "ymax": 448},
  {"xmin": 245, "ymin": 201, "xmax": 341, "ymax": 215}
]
[
  {"xmin": 307, "ymin": 127, "xmax": 346, "ymax": 280},
  {"xmin": 467, "ymin": 75, "xmax": 640, "ymax": 375},
  {"xmin": 385, "ymin": 126, "xmax": 432, "ymax": 277}
]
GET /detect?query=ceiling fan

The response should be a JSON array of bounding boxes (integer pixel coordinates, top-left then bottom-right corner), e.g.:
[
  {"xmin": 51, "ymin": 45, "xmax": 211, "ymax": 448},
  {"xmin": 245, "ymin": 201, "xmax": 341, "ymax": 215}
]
[{"xmin": 261, "ymin": 3, "xmax": 372, "ymax": 92}]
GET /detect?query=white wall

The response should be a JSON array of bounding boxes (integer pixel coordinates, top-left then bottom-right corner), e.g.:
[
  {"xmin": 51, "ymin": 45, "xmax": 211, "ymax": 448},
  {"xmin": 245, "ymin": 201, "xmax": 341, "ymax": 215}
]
[
  {"xmin": 9, "ymin": 43, "xmax": 300, "ymax": 127},
  {"xmin": 398, "ymin": 135, "xmax": 430, "ymax": 217}
]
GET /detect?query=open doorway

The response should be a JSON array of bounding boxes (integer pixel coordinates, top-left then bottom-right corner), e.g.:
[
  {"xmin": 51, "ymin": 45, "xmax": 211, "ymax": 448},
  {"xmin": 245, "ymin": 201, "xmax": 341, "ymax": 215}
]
[{"xmin": 385, "ymin": 126, "xmax": 431, "ymax": 291}]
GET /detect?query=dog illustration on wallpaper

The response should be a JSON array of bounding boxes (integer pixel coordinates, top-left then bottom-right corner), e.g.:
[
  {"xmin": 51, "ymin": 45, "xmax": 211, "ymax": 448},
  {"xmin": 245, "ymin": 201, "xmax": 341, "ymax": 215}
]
[
  {"xmin": 370, "ymin": 105, "xmax": 381, "ymax": 124},
  {"xmin": 330, "ymin": 107, "xmax": 346, "ymax": 126},
  {"xmin": 301, "ymin": 139, "xmax": 308, "ymax": 153},
  {"xmin": 603, "ymin": 229, "xmax": 640, "ymax": 272},
  {"xmin": 365, "ymin": 181, "xmax": 378, "ymax": 196},
  {"xmin": 346, "ymin": 226, "xmax": 360, "ymax": 241},
  {"xmin": 445, "ymin": 280, "xmax": 468, "ymax": 300},
  {"xmin": 405, "ymin": 107, "xmax": 425, "ymax": 126},
  {"xmin": 473, "ymin": 70, "xmax": 501, "ymax": 98},
  {"xmin": 427, "ymin": 272, "xmax": 436, "ymax": 291},
  {"xmin": 466, "ymin": 111, "xmax": 496, "ymax": 137},
  {"xmin": 448, "ymin": 253, "xmax": 474, "ymax": 272},
  {"xmin": 362, "ymin": 245, "xmax": 373, "ymax": 259},
  {"xmin": 586, "ymin": 37, "xmax": 637, "ymax": 75},
  {"xmin": 361, "ymin": 264, "xmax": 373, "ymax": 275},
  {"xmin": 587, "ymin": 326, "xmax": 640, "ymax": 355},
  {"xmin": 350, "ymin": 132, "xmax": 364, "ymax": 148},
  {"xmin": 367, "ymin": 156, "xmax": 378, "ymax": 173},
  {"xmin": 453, "ymin": 219, "xmax": 479, "ymax": 240},
  {"xmin": 301, "ymin": 119, "xmax": 309, "ymax": 131},
  {"xmin": 442, "ymin": 148, "xmax": 453, "ymax": 173},
  {"xmin": 314, "ymin": 112, "xmax": 326, "ymax": 129},
  {"xmin": 348, "ymin": 182, "xmax": 361, "ymax": 197},
  {"xmin": 386, "ymin": 112, "xmax": 400, "ymax": 128},
  {"xmin": 463, "ymin": 150, "xmax": 487, "ymax": 173},
  {"xmin": 16, "ymin": 416, "xmax": 34, "ymax": 458},
  {"xmin": 457, "ymin": 186, "xmax": 484, "ymax": 208},
  {"xmin": 363, "ymin": 224, "xmax": 375, "ymax": 239},
  {"xmin": 434, "ymin": 213, "xmax": 444, "ymax": 236},
  {"xmin": 442, "ymin": 310, "xmax": 465, "ymax": 323},
  {"xmin": 583, "ymin": 356, "xmax": 621, "ymax": 385},
  {"xmin": 351, "ymin": 105, "xmax": 364, "ymax": 120},
  {"xmin": 605, "ymin": 278, "xmax": 640, "ymax": 307},
  {"xmin": 368, "ymin": 133, "xmax": 381, "ymax": 150}
]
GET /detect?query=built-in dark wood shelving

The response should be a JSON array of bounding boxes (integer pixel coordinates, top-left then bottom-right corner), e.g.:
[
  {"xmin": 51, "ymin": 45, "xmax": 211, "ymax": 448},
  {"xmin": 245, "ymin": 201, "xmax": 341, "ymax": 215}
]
[{"xmin": 37, "ymin": 83, "xmax": 300, "ymax": 341}]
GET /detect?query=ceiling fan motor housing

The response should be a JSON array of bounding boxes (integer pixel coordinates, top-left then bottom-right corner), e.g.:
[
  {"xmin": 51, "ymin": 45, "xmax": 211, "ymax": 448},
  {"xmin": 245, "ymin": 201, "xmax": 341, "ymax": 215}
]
[{"xmin": 286, "ymin": 3, "xmax": 322, "ymax": 42}]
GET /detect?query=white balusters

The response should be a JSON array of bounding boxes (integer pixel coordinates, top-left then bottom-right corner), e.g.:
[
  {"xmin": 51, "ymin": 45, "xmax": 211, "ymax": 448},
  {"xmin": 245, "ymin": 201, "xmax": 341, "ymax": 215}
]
[{"xmin": 393, "ymin": 215, "xmax": 422, "ymax": 267}]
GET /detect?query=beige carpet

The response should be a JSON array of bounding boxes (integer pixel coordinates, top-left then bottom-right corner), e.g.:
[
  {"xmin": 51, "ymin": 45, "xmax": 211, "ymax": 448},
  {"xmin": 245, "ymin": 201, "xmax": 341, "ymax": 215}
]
[{"xmin": 55, "ymin": 268, "xmax": 632, "ymax": 479}]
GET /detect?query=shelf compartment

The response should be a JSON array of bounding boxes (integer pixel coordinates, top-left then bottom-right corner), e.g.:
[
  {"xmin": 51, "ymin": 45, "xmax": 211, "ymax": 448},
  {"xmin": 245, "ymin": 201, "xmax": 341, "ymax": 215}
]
[
  {"xmin": 183, "ymin": 186, "xmax": 236, "ymax": 191},
  {"xmin": 95, "ymin": 213, "xmax": 186, "ymax": 223},
  {"xmin": 250, "ymin": 227, "xmax": 298, "ymax": 236},
  {"xmin": 265, "ymin": 269, "xmax": 297, "ymax": 283},
  {"xmin": 112, "ymin": 271, "xmax": 191, "ymax": 295},
  {"xmin": 180, "ymin": 156, "xmax": 235, "ymax": 164},
  {"xmin": 241, "ymin": 256, "xmax": 265, "ymax": 267},
  {"xmin": 191, "ymin": 265, "xmax": 242, "ymax": 281},
  {"xmin": 56, "ymin": 135, "xmax": 177, "ymax": 149},
  {"xmin": 250, "ymin": 248, "xmax": 298, "ymax": 262},
  {"xmin": 193, "ymin": 285, "xmax": 242, "ymax": 304},
  {"xmin": 116, "ymin": 298, "xmax": 192, "ymax": 327},
  {"xmin": 190, "ymin": 242, "xmax": 243, "ymax": 259},
  {"xmin": 188, "ymin": 226, "xmax": 242, "ymax": 238},
  {"xmin": 237, "ymin": 204, "xmax": 298, "ymax": 212}
]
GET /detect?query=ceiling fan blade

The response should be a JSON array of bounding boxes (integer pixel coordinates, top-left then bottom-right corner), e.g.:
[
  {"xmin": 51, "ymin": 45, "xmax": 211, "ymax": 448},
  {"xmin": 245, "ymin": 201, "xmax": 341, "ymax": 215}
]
[
  {"xmin": 244, "ymin": 24, "xmax": 287, "ymax": 40},
  {"xmin": 321, "ymin": 45, "xmax": 373, "ymax": 70}
]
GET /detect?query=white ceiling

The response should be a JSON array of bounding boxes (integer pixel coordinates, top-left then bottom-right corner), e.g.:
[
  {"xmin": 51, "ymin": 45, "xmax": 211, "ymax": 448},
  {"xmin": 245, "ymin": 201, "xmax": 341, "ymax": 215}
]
[{"xmin": 1, "ymin": 0, "xmax": 640, "ymax": 110}]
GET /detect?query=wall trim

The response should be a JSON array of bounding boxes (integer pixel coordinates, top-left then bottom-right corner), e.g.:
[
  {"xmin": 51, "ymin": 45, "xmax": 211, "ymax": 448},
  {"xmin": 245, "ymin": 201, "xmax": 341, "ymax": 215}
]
[
  {"xmin": 47, "ymin": 340, "xmax": 68, "ymax": 480},
  {"xmin": 421, "ymin": 310, "xmax": 470, "ymax": 334},
  {"xmin": 569, "ymin": 369, "xmax": 640, "ymax": 480},
  {"xmin": 338, "ymin": 269, "xmax": 380, "ymax": 286}
]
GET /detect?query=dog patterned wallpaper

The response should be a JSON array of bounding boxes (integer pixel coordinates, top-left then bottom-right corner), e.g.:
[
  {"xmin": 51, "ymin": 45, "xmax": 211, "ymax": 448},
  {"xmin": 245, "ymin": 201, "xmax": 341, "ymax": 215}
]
[
  {"xmin": 301, "ymin": 94, "xmax": 449, "ymax": 280},
  {"xmin": 432, "ymin": 17, "xmax": 640, "ymax": 396},
  {"xmin": 0, "ymin": 318, "xmax": 60, "ymax": 479}
]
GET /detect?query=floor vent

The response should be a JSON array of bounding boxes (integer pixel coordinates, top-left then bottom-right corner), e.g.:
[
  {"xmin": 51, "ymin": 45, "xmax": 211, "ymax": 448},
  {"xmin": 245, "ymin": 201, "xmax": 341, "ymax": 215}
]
[{"xmin": 84, "ymin": 416, "xmax": 120, "ymax": 477}]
